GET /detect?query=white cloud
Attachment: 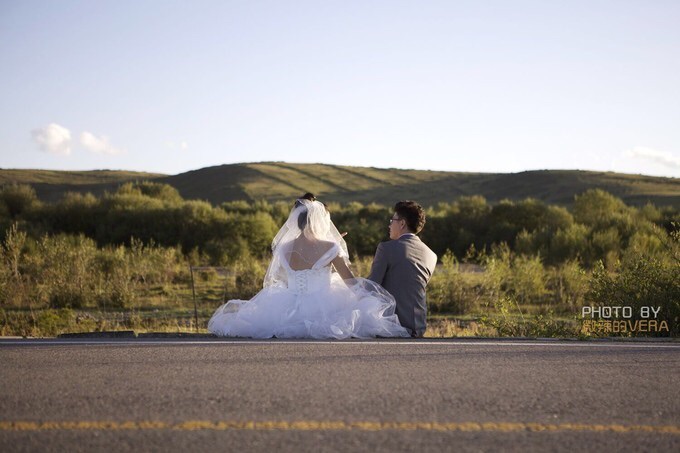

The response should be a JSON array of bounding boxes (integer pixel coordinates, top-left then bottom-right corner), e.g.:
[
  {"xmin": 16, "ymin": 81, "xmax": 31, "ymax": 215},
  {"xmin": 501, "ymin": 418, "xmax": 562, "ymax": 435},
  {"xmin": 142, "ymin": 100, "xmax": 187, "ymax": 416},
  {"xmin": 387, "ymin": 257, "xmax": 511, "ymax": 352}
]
[
  {"xmin": 31, "ymin": 123, "xmax": 72, "ymax": 155},
  {"xmin": 80, "ymin": 132, "xmax": 125, "ymax": 155},
  {"xmin": 624, "ymin": 146, "xmax": 680, "ymax": 169},
  {"xmin": 165, "ymin": 140, "xmax": 189, "ymax": 151}
]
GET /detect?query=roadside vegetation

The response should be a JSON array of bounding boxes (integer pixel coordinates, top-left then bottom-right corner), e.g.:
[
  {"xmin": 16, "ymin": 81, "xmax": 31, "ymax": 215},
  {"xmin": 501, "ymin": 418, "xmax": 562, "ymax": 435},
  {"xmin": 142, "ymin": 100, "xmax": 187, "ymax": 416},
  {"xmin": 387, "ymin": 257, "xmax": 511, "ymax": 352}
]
[{"xmin": 0, "ymin": 182, "xmax": 677, "ymax": 338}]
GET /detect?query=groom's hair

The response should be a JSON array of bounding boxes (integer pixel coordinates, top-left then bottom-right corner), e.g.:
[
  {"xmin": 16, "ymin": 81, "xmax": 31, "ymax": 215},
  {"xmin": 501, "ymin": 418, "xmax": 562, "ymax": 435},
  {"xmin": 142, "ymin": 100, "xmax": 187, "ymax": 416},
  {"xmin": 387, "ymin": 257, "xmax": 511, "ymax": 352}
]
[{"xmin": 394, "ymin": 201, "xmax": 426, "ymax": 234}]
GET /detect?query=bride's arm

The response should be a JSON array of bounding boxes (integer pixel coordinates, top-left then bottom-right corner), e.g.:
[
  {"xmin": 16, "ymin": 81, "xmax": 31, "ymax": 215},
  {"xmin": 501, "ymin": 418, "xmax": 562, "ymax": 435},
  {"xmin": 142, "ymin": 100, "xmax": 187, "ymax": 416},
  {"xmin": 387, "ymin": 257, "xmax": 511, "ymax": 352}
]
[{"xmin": 331, "ymin": 255, "xmax": 355, "ymax": 280}]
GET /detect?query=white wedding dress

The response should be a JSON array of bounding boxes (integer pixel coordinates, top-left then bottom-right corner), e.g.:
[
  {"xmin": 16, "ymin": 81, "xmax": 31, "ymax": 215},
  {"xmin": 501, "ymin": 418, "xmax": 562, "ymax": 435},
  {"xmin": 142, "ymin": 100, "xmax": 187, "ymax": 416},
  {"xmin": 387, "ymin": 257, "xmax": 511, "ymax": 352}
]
[{"xmin": 208, "ymin": 200, "xmax": 409, "ymax": 339}]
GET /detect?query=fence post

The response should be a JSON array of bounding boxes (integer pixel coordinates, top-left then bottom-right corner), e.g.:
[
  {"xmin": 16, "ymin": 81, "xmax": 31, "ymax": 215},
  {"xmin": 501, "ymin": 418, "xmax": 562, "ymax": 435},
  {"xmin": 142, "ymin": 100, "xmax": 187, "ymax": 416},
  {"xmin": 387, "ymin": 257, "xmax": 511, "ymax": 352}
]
[{"xmin": 190, "ymin": 265, "xmax": 198, "ymax": 332}]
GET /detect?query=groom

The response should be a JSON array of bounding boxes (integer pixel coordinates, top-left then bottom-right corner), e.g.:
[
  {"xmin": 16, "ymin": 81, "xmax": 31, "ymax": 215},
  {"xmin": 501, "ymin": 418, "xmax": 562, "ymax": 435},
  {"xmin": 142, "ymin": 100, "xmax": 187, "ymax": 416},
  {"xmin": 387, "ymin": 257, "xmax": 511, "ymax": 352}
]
[{"xmin": 368, "ymin": 201, "xmax": 437, "ymax": 338}]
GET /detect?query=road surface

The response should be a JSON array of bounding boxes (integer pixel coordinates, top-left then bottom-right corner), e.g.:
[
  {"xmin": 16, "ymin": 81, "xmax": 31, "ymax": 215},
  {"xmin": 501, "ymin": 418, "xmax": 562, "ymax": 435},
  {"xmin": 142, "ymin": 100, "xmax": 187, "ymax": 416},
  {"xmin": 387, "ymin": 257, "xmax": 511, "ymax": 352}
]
[{"xmin": 1, "ymin": 338, "xmax": 679, "ymax": 452}]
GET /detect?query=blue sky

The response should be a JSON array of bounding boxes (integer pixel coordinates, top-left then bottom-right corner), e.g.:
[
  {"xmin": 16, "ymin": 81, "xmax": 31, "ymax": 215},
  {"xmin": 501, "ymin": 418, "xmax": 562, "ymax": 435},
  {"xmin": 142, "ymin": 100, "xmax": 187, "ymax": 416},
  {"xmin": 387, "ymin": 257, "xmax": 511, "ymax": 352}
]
[{"xmin": 1, "ymin": 0, "xmax": 679, "ymax": 177}]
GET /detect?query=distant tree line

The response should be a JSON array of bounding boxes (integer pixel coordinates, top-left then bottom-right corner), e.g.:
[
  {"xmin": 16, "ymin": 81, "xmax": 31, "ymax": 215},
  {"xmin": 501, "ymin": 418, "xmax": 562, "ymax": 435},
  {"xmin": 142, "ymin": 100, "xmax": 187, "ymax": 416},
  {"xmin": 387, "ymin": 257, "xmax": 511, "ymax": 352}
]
[{"xmin": 0, "ymin": 181, "xmax": 677, "ymax": 266}]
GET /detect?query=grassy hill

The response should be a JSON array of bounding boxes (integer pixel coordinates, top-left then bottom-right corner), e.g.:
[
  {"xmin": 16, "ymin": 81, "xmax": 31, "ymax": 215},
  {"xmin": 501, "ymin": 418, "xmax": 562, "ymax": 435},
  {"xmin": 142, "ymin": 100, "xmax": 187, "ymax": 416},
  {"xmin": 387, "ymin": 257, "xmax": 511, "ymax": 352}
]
[
  {"xmin": 2, "ymin": 163, "xmax": 679, "ymax": 207},
  {"xmin": 158, "ymin": 162, "xmax": 680, "ymax": 207},
  {"xmin": 0, "ymin": 169, "xmax": 165, "ymax": 203}
]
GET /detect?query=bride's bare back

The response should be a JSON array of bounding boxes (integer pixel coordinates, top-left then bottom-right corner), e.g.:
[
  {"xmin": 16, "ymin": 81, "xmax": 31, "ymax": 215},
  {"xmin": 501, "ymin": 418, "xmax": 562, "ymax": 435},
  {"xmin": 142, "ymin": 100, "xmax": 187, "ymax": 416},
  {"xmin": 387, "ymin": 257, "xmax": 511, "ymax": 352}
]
[
  {"xmin": 286, "ymin": 237, "xmax": 336, "ymax": 270},
  {"xmin": 286, "ymin": 236, "xmax": 354, "ymax": 279}
]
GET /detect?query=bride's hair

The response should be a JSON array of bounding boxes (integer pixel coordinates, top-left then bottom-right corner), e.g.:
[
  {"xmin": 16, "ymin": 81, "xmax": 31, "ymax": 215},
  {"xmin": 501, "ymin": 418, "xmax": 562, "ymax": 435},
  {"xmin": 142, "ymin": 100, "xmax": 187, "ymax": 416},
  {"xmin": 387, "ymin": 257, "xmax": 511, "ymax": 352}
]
[
  {"xmin": 294, "ymin": 193, "xmax": 317, "ymax": 230},
  {"xmin": 297, "ymin": 206, "xmax": 309, "ymax": 230}
]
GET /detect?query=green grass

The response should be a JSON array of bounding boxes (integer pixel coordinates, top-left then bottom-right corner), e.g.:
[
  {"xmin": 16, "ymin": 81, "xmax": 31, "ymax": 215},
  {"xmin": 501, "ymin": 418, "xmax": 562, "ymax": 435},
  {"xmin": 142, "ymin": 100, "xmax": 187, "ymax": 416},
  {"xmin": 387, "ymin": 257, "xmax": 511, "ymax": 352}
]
[
  {"xmin": 0, "ymin": 169, "xmax": 165, "ymax": 185},
  {"xmin": 0, "ymin": 169, "xmax": 167, "ymax": 203},
  {"xmin": 0, "ymin": 308, "xmax": 583, "ymax": 338}
]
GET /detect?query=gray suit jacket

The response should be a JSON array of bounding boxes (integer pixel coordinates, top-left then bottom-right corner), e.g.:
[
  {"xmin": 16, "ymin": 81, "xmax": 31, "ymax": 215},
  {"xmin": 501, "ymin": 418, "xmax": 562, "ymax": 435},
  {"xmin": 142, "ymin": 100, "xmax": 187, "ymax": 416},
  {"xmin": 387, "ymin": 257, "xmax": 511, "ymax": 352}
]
[{"xmin": 368, "ymin": 234, "xmax": 437, "ymax": 337}]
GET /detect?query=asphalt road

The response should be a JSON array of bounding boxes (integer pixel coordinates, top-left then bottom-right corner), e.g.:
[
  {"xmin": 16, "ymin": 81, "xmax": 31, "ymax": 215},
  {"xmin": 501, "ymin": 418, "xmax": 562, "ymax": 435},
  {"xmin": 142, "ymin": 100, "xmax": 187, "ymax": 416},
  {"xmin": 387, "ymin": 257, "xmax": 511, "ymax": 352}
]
[{"xmin": 1, "ymin": 338, "xmax": 679, "ymax": 452}]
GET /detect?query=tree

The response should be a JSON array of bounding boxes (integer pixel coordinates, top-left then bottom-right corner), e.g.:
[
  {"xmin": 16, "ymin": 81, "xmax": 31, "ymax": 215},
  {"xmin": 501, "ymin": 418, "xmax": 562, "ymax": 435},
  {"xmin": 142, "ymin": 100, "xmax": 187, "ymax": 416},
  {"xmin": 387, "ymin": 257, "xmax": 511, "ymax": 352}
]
[
  {"xmin": 0, "ymin": 184, "xmax": 39, "ymax": 218},
  {"xmin": 573, "ymin": 189, "xmax": 628, "ymax": 228}
]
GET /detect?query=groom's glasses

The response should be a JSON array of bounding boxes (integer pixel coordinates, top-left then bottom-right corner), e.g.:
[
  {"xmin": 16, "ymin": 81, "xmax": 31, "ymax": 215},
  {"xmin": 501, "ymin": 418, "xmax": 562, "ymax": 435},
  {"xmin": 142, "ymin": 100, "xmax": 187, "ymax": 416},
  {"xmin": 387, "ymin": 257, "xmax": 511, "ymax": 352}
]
[{"xmin": 389, "ymin": 217, "xmax": 403, "ymax": 224}]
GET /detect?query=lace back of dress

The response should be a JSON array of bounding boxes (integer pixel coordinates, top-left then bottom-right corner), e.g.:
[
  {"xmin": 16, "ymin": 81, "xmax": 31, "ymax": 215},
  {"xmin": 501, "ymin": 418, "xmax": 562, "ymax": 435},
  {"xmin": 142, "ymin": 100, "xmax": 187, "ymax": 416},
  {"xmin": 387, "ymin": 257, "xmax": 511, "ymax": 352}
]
[{"xmin": 263, "ymin": 199, "xmax": 349, "ymax": 289}]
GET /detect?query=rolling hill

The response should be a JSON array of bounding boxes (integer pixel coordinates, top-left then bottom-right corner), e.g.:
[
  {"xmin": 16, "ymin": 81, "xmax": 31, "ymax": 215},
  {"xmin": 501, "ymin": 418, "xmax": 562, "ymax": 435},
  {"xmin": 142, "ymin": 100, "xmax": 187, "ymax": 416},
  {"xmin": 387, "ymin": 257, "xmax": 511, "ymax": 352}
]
[
  {"xmin": 1, "ymin": 163, "xmax": 679, "ymax": 207},
  {"xmin": 0, "ymin": 169, "xmax": 165, "ymax": 203}
]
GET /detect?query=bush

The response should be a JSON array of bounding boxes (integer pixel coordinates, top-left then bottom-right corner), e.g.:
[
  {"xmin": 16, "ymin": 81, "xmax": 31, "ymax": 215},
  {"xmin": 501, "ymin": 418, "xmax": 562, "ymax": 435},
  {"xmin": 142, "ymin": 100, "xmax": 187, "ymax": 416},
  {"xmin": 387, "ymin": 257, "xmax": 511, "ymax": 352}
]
[
  {"xmin": 204, "ymin": 237, "xmax": 251, "ymax": 265},
  {"xmin": 479, "ymin": 295, "xmax": 577, "ymax": 337},
  {"xmin": 590, "ymin": 227, "xmax": 621, "ymax": 268},
  {"xmin": 127, "ymin": 238, "xmax": 182, "ymax": 285},
  {"xmin": 548, "ymin": 259, "xmax": 588, "ymax": 311},
  {"xmin": 0, "ymin": 224, "xmax": 30, "ymax": 307},
  {"xmin": 428, "ymin": 250, "xmax": 475, "ymax": 314},
  {"xmin": 482, "ymin": 243, "xmax": 548, "ymax": 306},
  {"xmin": 96, "ymin": 245, "xmax": 139, "ymax": 309},
  {"xmin": 510, "ymin": 254, "xmax": 547, "ymax": 305},
  {"xmin": 36, "ymin": 234, "xmax": 98, "ymax": 309},
  {"xmin": 117, "ymin": 182, "xmax": 183, "ymax": 204},
  {"xmin": 573, "ymin": 189, "xmax": 629, "ymax": 228},
  {"xmin": 229, "ymin": 258, "xmax": 267, "ymax": 300},
  {"xmin": 549, "ymin": 224, "xmax": 590, "ymax": 264},
  {"xmin": 481, "ymin": 243, "xmax": 513, "ymax": 303},
  {"xmin": 35, "ymin": 309, "xmax": 74, "ymax": 337},
  {"xmin": 588, "ymin": 251, "xmax": 679, "ymax": 336},
  {"xmin": 0, "ymin": 184, "xmax": 39, "ymax": 218},
  {"xmin": 43, "ymin": 192, "xmax": 100, "ymax": 237}
]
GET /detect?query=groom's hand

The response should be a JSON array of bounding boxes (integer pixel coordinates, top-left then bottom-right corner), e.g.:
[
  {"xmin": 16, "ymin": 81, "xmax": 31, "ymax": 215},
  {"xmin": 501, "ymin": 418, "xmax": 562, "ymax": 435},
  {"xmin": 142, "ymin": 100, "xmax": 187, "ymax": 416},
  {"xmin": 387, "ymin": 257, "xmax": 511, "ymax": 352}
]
[{"xmin": 341, "ymin": 232, "xmax": 348, "ymax": 237}]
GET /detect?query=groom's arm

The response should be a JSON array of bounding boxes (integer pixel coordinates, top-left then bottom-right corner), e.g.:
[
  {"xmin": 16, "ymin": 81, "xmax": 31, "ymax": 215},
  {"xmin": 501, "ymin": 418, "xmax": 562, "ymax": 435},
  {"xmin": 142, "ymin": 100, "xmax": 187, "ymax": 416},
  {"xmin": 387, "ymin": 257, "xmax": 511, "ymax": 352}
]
[{"xmin": 367, "ymin": 242, "xmax": 388, "ymax": 285}]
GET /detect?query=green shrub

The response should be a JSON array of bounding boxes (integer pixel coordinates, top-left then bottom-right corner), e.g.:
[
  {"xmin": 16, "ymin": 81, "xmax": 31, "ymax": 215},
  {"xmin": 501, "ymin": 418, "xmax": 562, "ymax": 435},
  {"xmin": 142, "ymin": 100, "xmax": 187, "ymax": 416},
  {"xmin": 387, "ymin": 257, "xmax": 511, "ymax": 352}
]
[
  {"xmin": 479, "ymin": 296, "xmax": 577, "ymax": 337},
  {"xmin": 33, "ymin": 234, "xmax": 98, "ymax": 309},
  {"xmin": 230, "ymin": 258, "xmax": 267, "ymax": 300},
  {"xmin": 549, "ymin": 259, "xmax": 588, "ymax": 311},
  {"xmin": 549, "ymin": 224, "xmax": 590, "ymax": 264},
  {"xmin": 481, "ymin": 243, "xmax": 512, "ymax": 295},
  {"xmin": 35, "ymin": 309, "xmax": 74, "ymax": 337},
  {"xmin": 573, "ymin": 189, "xmax": 629, "ymax": 228},
  {"xmin": 428, "ymin": 250, "xmax": 475, "ymax": 314},
  {"xmin": 0, "ymin": 184, "xmax": 39, "ymax": 218},
  {"xmin": 510, "ymin": 254, "xmax": 547, "ymax": 305},
  {"xmin": 590, "ymin": 227, "xmax": 621, "ymax": 268},
  {"xmin": 96, "ymin": 246, "xmax": 136, "ymax": 309},
  {"xmin": 481, "ymin": 243, "xmax": 548, "ymax": 306},
  {"xmin": 0, "ymin": 224, "xmax": 31, "ymax": 307},
  {"xmin": 588, "ymin": 255, "xmax": 679, "ymax": 336}
]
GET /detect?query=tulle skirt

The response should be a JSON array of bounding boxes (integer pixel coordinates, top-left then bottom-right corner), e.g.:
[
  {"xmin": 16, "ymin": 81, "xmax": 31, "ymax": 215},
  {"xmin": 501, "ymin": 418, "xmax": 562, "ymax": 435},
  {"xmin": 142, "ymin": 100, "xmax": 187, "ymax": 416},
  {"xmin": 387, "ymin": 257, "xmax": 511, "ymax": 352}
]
[{"xmin": 208, "ymin": 276, "xmax": 410, "ymax": 339}]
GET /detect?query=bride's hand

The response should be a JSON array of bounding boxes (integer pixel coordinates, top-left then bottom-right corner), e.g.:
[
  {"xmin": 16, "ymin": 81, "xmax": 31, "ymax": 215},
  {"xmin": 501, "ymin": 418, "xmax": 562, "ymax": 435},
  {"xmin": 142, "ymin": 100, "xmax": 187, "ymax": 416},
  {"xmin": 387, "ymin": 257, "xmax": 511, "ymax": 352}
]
[{"xmin": 341, "ymin": 231, "xmax": 348, "ymax": 237}]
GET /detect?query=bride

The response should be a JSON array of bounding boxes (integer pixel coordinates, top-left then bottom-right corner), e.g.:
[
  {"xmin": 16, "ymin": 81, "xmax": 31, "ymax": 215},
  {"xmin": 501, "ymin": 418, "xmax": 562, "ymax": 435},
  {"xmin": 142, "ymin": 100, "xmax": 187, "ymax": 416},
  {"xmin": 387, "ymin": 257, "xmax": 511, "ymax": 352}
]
[{"xmin": 208, "ymin": 196, "xmax": 410, "ymax": 339}]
